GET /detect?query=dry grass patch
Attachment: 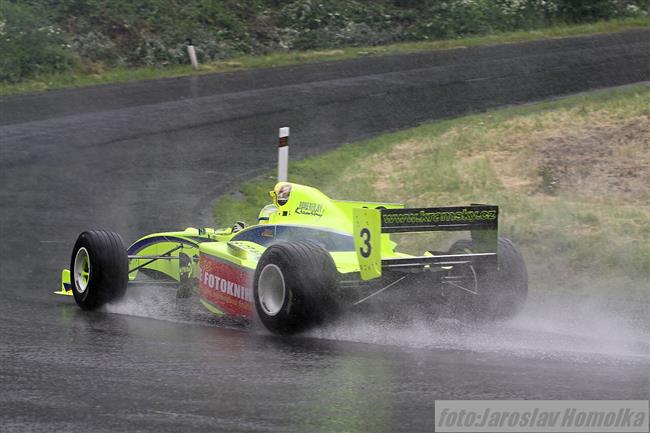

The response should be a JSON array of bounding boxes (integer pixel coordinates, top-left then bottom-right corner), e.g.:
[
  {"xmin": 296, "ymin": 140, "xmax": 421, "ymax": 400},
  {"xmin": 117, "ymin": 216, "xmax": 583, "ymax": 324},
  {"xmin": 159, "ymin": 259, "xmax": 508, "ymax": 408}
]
[{"xmin": 335, "ymin": 86, "xmax": 650, "ymax": 296}]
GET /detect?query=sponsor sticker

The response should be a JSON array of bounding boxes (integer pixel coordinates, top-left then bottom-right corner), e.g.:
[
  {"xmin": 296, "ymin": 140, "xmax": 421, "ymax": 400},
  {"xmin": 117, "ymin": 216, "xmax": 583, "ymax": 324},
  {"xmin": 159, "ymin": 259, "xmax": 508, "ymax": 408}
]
[
  {"xmin": 295, "ymin": 201, "xmax": 324, "ymax": 217},
  {"xmin": 382, "ymin": 208, "xmax": 497, "ymax": 225},
  {"xmin": 199, "ymin": 255, "xmax": 254, "ymax": 318}
]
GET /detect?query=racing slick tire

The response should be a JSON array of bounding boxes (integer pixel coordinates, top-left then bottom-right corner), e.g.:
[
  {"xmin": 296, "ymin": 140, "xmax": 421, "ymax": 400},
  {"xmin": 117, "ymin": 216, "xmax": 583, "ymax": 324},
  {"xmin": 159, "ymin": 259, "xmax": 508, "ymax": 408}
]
[
  {"xmin": 70, "ymin": 230, "xmax": 129, "ymax": 310},
  {"xmin": 253, "ymin": 241, "xmax": 338, "ymax": 334},
  {"xmin": 447, "ymin": 237, "xmax": 527, "ymax": 321}
]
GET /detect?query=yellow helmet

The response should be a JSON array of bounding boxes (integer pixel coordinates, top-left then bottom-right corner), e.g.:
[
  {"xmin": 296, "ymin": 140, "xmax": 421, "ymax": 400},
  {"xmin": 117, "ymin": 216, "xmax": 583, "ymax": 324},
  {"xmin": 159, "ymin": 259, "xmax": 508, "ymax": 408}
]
[{"xmin": 258, "ymin": 204, "xmax": 278, "ymax": 224}]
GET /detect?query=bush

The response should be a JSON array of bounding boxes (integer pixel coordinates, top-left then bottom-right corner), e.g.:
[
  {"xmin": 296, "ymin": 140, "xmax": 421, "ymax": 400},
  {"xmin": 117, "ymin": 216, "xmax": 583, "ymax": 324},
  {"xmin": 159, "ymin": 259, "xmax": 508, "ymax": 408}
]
[
  {"xmin": 278, "ymin": 0, "xmax": 400, "ymax": 49},
  {"xmin": 405, "ymin": 0, "xmax": 558, "ymax": 40},
  {"xmin": 1, "ymin": 0, "xmax": 648, "ymax": 83},
  {"xmin": 554, "ymin": 0, "xmax": 647, "ymax": 21},
  {"xmin": 0, "ymin": 1, "xmax": 77, "ymax": 82}
]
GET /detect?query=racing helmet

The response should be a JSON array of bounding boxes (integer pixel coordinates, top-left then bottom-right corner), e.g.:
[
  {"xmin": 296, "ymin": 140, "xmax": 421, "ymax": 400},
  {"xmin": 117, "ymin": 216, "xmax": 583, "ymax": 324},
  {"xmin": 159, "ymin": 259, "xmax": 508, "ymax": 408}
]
[{"xmin": 258, "ymin": 204, "xmax": 278, "ymax": 224}]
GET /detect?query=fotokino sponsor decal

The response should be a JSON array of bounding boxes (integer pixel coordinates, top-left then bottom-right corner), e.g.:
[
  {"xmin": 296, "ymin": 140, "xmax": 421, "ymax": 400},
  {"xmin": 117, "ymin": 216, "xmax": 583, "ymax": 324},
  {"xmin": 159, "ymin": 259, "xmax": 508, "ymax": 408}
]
[{"xmin": 434, "ymin": 400, "xmax": 649, "ymax": 433}]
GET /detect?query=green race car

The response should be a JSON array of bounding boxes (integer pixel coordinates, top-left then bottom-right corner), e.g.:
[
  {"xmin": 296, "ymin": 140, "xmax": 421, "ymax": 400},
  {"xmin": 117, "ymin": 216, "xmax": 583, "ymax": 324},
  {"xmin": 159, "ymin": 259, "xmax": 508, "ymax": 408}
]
[{"xmin": 58, "ymin": 183, "xmax": 527, "ymax": 334}]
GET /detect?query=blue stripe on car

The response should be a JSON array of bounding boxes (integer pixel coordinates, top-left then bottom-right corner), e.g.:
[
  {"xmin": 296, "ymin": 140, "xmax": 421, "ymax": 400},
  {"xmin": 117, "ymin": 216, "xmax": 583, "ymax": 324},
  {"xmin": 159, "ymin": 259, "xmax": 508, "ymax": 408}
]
[{"xmin": 127, "ymin": 235, "xmax": 209, "ymax": 255}]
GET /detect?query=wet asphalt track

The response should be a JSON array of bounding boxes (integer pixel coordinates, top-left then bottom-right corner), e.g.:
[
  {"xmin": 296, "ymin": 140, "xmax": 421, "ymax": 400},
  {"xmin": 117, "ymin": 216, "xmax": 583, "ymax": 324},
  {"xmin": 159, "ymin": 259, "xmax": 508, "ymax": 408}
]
[{"xmin": 1, "ymin": 30, "xmax": 649, "ymax": 432}]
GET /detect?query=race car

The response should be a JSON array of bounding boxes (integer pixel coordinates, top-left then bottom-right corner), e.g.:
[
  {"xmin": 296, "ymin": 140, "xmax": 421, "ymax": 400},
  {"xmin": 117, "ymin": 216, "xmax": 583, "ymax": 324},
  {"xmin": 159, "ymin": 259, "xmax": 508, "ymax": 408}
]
[{"xmin": 57, "ymin": 182, "xmax": 527, "ymax": 334}]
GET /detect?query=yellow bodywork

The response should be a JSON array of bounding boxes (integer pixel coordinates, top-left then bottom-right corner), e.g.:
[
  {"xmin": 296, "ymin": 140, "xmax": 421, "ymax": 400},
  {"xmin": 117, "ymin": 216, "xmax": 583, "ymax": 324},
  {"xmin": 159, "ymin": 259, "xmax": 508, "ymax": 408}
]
[{"xmin": 55, "ymin": 269, "xmax": 73, "ymax": 296}]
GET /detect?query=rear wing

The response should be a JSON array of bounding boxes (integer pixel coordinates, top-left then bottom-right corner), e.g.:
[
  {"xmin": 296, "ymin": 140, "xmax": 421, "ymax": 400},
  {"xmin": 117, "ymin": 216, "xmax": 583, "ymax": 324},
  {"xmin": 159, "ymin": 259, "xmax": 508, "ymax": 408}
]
[{"xmin": 353, "ymin": 205, "xmax": 498, "ymax": 280}]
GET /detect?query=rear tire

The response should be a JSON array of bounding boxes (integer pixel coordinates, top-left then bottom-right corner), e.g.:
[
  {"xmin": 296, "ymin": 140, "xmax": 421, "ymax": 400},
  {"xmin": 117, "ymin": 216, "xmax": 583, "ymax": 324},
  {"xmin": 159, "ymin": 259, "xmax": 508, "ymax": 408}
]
[
  {"xmin": 70, "ymin": 230, "xmax": 128, "ymax": 310},
  {"xmin": 447, "ymin": 237, "xmax": 527, "ymax": 321},
  {"xmin": 253, "ymin": 242, "xmax": 338, "ymax": 334}
]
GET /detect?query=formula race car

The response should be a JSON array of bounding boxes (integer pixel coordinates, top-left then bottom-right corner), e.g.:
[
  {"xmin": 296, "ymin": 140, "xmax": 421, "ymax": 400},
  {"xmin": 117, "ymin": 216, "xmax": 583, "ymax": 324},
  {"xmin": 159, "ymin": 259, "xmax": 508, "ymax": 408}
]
[{"xmin": 57, "ymin": 183, "xmax": 527, "ymax": 334}]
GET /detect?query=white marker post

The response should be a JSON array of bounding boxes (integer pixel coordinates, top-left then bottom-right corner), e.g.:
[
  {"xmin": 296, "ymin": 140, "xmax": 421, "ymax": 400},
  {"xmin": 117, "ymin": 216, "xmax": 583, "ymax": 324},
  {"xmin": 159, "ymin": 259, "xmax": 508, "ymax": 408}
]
[
  {"xmin": 186, "ymin": 39, "xmax": 199, "ymax": 69},
  {"xmin": 278, "ymin": 127, "xmax": 289, "ymax": 182}
]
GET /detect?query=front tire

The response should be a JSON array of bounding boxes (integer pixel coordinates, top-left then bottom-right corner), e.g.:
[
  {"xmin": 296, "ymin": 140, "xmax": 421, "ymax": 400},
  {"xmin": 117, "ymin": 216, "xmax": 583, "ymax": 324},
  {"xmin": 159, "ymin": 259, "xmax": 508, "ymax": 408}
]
[
  {"xmin": 70, "ymin": 230, "xmax": 128, "ymax": 310},
  {"xmin": 447, "ymin": 237, "xmax": 527, "ymax": 321},
  {"xmin": 253, "ymin": 242, "xmax": 338, "ymax": 334}
]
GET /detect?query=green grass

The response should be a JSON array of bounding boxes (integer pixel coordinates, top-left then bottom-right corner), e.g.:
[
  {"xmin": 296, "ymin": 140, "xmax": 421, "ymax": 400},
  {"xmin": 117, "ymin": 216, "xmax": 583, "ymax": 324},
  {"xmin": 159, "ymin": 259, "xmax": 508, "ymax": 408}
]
[
  {"xmin": 2, "ymin": 17, "xmax": 648, "ymax": 96},
  {"xmin": 0, "ymin": 64, "xmax": 198, "ymax": 96},
  {"xmin": 213, "ymin": 83, "xmax": 650, "ymax": 299}
]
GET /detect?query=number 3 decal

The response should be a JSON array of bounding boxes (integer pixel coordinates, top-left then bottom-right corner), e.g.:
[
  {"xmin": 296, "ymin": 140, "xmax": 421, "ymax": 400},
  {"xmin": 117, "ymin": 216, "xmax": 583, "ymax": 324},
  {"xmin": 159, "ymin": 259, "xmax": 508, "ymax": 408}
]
[{"xmin": 359, "ymin": 228, "xmax": 371, "ymax": 258}]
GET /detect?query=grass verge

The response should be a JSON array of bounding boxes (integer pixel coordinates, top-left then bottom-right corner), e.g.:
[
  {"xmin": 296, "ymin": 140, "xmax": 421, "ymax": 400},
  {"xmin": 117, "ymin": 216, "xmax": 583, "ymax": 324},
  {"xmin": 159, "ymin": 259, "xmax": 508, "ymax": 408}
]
[
  {"xmin": 2, "ymin": 17, "xmax": 649, "ymax": 97},
  {"xmin": 213, "ymin": 83, "xmax": 650, "ymax": 299}
]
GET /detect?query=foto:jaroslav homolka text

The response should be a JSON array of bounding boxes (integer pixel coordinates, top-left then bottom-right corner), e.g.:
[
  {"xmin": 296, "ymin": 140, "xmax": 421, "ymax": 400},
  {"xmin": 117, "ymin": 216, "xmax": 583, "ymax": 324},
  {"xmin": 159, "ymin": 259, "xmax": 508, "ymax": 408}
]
[{"xmin": 437, "ymin": 407, "xmax": 647, "ymax": 429}]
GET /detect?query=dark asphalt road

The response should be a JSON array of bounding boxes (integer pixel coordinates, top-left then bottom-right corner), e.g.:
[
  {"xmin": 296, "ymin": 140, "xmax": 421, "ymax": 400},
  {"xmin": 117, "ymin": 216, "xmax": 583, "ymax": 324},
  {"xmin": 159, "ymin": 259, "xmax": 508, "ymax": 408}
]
[{"xmin": 1, "ymin": 30, "xmax": 649, "ymax": 432}]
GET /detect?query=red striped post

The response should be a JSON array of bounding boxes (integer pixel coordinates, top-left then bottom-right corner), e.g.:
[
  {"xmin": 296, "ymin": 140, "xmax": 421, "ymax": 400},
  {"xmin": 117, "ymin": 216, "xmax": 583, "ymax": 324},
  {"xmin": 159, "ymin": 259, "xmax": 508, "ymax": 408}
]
[{"xmin": 278, "ymin": 127, "xmax": 289, "ymax": 182}]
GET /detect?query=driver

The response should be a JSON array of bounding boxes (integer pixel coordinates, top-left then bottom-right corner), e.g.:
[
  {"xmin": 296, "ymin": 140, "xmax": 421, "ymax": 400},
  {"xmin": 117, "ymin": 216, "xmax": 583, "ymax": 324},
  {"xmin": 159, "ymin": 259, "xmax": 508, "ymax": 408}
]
[
  {"xmin": 230, "ymin": 203, "xmax": 277, "ymax": 233},
  {"xmin": 258, "ymin": 203, "xmax": 278, "ymax": 224}
]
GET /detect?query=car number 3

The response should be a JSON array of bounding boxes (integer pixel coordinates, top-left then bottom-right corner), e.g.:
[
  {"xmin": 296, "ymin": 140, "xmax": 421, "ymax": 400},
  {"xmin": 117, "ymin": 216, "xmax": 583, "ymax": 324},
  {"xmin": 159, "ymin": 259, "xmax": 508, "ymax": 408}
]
[{"xmin": 359, "ymin": 228, "xmax": 371, "ymax": 258}]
